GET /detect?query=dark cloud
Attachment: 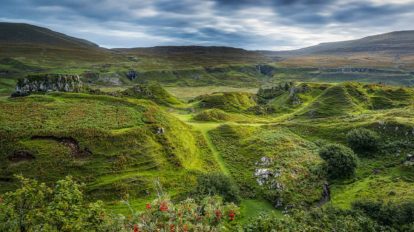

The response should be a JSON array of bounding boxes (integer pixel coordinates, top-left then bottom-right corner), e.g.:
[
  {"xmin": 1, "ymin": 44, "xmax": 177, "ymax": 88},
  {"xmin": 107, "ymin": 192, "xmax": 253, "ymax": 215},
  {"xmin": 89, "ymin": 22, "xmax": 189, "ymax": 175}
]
[{"xmin": 1, "ymin": 0, "xmax": 413, "ymax": 50}]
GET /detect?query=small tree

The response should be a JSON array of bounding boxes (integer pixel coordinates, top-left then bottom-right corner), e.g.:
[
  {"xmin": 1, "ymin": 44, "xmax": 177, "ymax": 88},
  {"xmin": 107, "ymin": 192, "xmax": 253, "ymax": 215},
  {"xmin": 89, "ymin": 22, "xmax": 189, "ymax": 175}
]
[
  {"xmin": 319, "ymin": 144, "xmax": 358, "ymax": 179},
  {"xmin": 346, "ymin": 128, "xmax": 380, "ymax": 154}
]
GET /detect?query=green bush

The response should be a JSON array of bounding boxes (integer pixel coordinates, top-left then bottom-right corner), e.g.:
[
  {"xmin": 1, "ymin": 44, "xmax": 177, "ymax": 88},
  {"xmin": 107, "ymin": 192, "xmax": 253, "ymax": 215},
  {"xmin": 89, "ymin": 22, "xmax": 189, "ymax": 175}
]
[
  {"xmin": 346, "ymin": 128, "xmax": 380, "ymax": 154},
  {"xmin": 319, "ymin": 144, "xmax": 358, "ymax": 179},
  {"xmin": 243, "ymin": 206, "xmax": 382, "ymax": 232},
  {"xmin": 352, "ymin": 200, "xmax": 414, "ymax": 231},
  {"xmin": 0, "ymin": 176, "xmax": 240, "ymax": 232},
  {"xmin": 0, "ymin": 175, "xmax": 124, "ymax": 232},
  {"xmin": 193, "ymin": 173, "xmax": 241, "ymax": 203}
]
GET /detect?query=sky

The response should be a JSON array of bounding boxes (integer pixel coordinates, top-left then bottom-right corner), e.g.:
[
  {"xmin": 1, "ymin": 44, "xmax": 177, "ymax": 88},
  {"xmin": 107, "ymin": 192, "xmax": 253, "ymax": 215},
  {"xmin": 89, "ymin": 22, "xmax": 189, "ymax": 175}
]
[{"xmin": 1, "ymin": 0, "xmax": 414, "ymax": 50}]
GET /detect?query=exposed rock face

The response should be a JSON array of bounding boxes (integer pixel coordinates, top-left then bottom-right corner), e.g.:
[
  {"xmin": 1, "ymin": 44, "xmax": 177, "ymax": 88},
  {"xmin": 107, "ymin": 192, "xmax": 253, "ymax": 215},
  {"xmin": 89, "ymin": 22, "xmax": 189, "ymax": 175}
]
[{"xmin": 14, "ymin": 74, "xmax": 83, "ymax": 96}]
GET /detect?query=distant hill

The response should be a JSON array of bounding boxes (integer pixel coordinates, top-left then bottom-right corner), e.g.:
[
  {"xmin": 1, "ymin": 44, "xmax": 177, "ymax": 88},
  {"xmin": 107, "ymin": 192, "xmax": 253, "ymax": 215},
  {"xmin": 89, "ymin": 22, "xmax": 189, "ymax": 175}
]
[
  {"xmin": 0, "ymin": 22, "xmax": 114, "ymax": 63},
  {"xmin": 267, "ymin": 31, "xmax": 414, "ymax": 57},
  {"xmin": 114, "ymin": 45, "xmax": 269, "ymax": 67},
  {"xmin": 0, "ymin": 22, "xmax": 100, "ymax": 49},
  {"xmin": 262, "ymin": 31, "xmax": 414, "ymax": 69}
]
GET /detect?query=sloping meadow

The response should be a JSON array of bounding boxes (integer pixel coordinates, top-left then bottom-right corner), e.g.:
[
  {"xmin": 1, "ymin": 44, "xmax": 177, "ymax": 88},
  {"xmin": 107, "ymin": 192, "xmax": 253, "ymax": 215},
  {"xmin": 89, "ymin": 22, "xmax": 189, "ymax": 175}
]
[
  {"xmin": 0, "ymin": 93, "xmax": 218, "ymax": 201},
  {"xmin": 209, "ymin": 124, "xmax": 326, "ymax": 208}
]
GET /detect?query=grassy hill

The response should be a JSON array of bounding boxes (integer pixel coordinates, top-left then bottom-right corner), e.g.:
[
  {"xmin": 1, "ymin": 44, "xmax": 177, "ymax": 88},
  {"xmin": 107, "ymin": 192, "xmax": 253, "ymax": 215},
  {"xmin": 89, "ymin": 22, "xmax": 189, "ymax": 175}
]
[
  {"xmin": 267, "ymin": 31, "xmax": 414, "ymax": 69},
  {"xmin": 0, "ymin": 93, "xmax": 218, "ymax": 205},
  {"xmin": 0, "ymin": 22, "xmax": 116, "ymax": 65}
]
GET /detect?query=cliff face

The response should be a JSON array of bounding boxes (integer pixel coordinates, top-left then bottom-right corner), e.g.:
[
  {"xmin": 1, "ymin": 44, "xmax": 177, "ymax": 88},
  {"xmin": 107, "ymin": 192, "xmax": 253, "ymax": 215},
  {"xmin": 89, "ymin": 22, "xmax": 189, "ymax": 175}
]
[{"xmin": 14, "ymin": 74, "xmax": 83, "ymax": 95}]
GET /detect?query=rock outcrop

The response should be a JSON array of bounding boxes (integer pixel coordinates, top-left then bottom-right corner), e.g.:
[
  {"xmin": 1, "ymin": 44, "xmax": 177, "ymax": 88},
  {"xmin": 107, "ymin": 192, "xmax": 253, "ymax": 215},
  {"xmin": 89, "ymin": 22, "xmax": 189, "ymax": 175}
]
[{"xmin": 13, "ymin": 74, "xmax": 83, "ymax": 96}]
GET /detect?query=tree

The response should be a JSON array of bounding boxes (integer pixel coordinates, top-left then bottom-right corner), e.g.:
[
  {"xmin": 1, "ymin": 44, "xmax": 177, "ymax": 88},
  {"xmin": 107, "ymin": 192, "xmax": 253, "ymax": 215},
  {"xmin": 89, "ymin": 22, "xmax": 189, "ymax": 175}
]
[
  {"xmin": 346, "ymin": 128, "xmax": 380, "ymax": 154},
  {"xmin": 319, "ymin": 144, "xmax": 358, "ymax": 179}
]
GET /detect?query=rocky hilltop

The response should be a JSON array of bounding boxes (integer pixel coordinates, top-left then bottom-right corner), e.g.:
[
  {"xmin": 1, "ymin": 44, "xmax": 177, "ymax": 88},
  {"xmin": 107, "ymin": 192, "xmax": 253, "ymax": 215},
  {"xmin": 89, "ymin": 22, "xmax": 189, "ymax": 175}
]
[{"xmin": 13, "ymin": 74, "xmax": 83, "ymax": 96}]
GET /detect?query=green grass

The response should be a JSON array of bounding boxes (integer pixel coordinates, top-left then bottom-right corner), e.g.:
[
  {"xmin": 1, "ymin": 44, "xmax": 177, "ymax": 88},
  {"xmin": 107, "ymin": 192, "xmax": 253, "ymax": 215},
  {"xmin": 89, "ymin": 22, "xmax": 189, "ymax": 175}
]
[
  {"xmin": 2, "ymin": 81, "xmax": 414, "ymax": 222},
  {"xmin": 209, "ymin": 124, "xmax": 325, "ymax": 207},
  {"xmin": 238, "ymin": 199, "xmax": 283, "ymax": 224},
  {"xmin": 0, "ymin": 92, "xmax": 219, "ymax": 210}
]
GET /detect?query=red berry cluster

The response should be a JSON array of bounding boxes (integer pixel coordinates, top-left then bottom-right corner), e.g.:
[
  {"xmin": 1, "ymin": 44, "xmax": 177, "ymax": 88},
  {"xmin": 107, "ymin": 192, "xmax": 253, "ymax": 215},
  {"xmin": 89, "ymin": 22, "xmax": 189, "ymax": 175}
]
[
  {"xmin": 159, "ymin": 201, "xmax": 169, "ymax": 212},
  {"xmin": 228, "ymin": 210, "xmax": 235, "ymax": 221}
]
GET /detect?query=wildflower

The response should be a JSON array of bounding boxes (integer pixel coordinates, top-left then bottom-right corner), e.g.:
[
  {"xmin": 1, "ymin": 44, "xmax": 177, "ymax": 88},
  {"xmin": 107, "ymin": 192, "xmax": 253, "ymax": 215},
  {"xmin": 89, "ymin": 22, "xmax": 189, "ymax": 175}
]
[
  {"xmin": 133, "ymin": 224, "xmax": 139, "ymax": 232},
  {"xmin": 146, "ymin": 203, "xmax": 151, "ymax": 209},
  {"xmin": 159, "ymin": 201, "xmax": 168, "ymax": 212},
  {"xmin": 228, "ymin": 210, "xmax": 235, "ymax": 221}
]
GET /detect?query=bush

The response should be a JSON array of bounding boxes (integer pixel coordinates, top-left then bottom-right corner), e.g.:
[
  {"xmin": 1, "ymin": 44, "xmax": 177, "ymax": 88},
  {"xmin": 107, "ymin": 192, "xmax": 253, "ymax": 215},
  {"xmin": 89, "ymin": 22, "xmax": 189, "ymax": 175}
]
[
  {"xmin": 346, "ymin": 128, "xmax": 380, "ymax": 154},
  {"xmin": 0, "ymin": 176, "xmax": 240, "ymax": 232},
  {"xmin": 319, "ymin": 144, "xmax": 358, "ymax": 179},
  {"xmin": 193, "ymin": 173, "xmax": 241, "ymax": 203},
  {"xmin": 352, "ymin": 200, "xmax": 414, "ymax": 231},
  {"xmin": 0, "ymin": 175, "xmax": 124, "ymax": 232},
  {"xmin": 129, "ymin": 195, "xmax": 239, "ymax": 231},
  {"xmin": 243, "ymin": 206, "xmax": 382, "ymax": 232}
]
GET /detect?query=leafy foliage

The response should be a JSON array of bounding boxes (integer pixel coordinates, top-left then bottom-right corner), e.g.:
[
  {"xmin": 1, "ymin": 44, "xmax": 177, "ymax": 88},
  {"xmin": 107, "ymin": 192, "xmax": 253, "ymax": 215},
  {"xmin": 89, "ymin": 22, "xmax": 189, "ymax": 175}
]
[
  {"xmin": 352, "ymin": 200, "xmax": 414, "ymax": 231},
  {"xmin": 192, "ymin": 173, "xmax": 241, "ymax": 203},
  {"xmin": 0, "ymin": 176, "xmax": 240, "ymax": 232},
  {"xmin": 128, "ymin": 194, "xmax": 239, "ymax": 232},
  {"xmin": 0, "ymin": 175, "xmax": 124, "ymax": 232},
  {"xmin": 346, "ymin": 128, "xmax": 380, "ymax": 154},
  {"xmin": 319, "ymin": 144, "xmax": 358, "ymax": 179},
  {"xmin": 243, "ymin": 206, "xmax": 383, "ymax": 232}
]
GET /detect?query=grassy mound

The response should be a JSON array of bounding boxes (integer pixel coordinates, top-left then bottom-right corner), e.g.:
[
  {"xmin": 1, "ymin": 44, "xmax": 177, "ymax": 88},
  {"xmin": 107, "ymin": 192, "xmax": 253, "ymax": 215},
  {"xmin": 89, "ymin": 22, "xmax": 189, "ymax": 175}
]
[
  {"xmin": 209, "ymin": 125, "xmax": 325, "ymax": 208},
  {"xmin": 122, "ymin": 83, "xmax": 182, "ymax": 106},
  {"xmin": 264, "ymin": 82, "xmax": 328, "ymax": 114},
  {"xmin": 299, "ymin": 84, "xmax": 365, "ymax": 118},
  {"xmin": 193, "ymin": 109, "xmax": 234, "ymax": 122},
  {"xmin": 0, "ymin": 93, "xmax": 218, "ymax": 203},
  {"xmin": 195, "ymin": 92, "xmax": 257, "ymax": 112}
]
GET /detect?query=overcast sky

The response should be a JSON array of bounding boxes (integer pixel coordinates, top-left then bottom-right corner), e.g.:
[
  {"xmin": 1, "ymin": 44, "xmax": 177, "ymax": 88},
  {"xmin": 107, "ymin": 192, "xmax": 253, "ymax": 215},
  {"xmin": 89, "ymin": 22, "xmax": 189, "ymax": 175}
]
[{"xmin": 1, "ymin": 0, "xmax": 414, "ymax": 50}]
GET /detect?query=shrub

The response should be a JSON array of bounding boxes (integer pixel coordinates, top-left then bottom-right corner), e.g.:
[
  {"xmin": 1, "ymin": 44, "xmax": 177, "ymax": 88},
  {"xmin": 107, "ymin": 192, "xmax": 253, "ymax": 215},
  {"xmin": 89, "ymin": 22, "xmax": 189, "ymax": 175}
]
[
  {"xmin": 319, "ymin": 144, "xmax": 358, "ymax": 179},
  {"xmin": 0, "ymin": 176, "xmax": 239, "ymax": 232},
  {"xmin": 346, "ymin": 128, "xmax": 380, "ymax": 154},
  {"xmin": 352, "ymin": 200, "xmax": 414, "ymax": 231},
  {"xmin": 243, "ymin": 206, "xmax": 382, "ymax": 232},
  {"xmin": 0, "ymin": 175, "xmax": 124, "ymax": 232},
  {"xmin": 193, "ymin": 173, "xmax": 241, "ymax": 203},
  {"xmin": 128, "ymin": 195, "xmax": 239, "ymax": 231}
]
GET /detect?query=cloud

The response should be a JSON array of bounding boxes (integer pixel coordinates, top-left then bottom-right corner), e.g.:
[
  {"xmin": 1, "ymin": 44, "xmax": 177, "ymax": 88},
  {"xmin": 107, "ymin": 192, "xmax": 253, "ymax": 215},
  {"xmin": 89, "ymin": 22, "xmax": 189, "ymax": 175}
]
[{"xmin": 1, "ymin": 0, "xmax": 414, "ymax": 50}]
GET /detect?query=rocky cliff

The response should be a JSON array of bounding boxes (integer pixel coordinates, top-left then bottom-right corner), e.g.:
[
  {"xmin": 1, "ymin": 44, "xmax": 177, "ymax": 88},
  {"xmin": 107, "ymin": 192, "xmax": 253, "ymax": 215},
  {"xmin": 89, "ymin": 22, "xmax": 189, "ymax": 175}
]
[{"xmin": 13, "ymin": 74, "xmax": 83, "ymax": 96}]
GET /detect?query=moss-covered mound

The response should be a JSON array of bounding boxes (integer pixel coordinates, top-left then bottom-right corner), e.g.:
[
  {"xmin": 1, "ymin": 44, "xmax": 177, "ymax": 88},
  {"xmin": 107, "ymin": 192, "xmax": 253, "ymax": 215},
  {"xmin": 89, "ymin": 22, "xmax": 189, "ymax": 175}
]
[
  {"xmin": 122, "ymin": 83, "xmax": 182, "ymax": 106},
  {"xmin": 195, "ymin": 92, "xmax": 257, "ymax": 112},
  {"xmin": 298, "ymin": 84, "xmax": 367, "ymax": 118},
  {"xmin": 0, "ymin": 93, "xmax": 217, "ymax": 202},
  {"xmin": 209, "ymin": 125, "xmax": 325, "ymax": 208},
  {"xmin": 193, "ymin": 109, "xmax": 234, "ymax": 122}
]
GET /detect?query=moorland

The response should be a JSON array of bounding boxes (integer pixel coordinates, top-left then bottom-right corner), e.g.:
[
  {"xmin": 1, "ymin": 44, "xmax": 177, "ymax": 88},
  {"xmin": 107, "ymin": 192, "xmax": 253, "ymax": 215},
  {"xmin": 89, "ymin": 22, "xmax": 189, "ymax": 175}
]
[{"xmin": 1, "ymin": 22, "xmax": 414, "ymax": 231}]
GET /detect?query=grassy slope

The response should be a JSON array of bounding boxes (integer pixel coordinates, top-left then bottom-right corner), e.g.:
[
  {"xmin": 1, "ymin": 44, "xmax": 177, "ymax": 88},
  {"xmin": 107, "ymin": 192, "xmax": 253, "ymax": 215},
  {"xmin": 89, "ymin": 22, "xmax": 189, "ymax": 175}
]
[
  {"xmin": 169, "ymin": 83, "xmax": 414, "ymax": 210},
  {"xmin": 0, "ymin": 93, "xmax": 219, "ymax": 211},
  {"xmin": 209, "ymin": 125, "xmax": 325, "ymax": 207}
]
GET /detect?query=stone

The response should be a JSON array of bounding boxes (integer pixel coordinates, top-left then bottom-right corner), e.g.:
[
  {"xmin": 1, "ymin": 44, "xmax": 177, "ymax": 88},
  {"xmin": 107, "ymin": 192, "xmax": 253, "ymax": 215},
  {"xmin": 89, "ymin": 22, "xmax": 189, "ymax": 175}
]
[{"xmin": 13, "ymin": 74, "xmax": 83, "ymax": 96}]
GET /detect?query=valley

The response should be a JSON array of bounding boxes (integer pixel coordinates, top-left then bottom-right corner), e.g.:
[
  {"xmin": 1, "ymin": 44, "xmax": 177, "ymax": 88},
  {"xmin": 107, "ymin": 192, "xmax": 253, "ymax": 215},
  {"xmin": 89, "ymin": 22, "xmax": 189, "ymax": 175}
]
[{"xmin": 1, "ymin": 22, "xmax": 414, "ymax": 231}]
